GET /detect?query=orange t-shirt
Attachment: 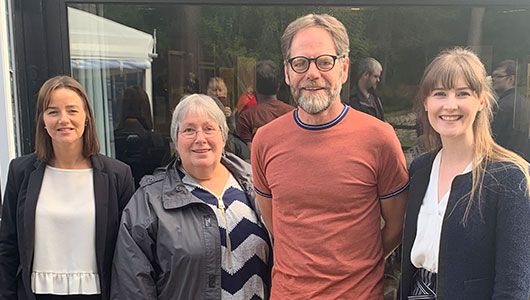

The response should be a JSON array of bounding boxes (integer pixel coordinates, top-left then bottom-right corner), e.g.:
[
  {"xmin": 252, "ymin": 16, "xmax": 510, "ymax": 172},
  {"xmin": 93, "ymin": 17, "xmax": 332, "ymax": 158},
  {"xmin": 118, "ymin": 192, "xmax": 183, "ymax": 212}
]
[{"xmin": 251, "ymin": 105, "xmax": 408, "ymax": 300}]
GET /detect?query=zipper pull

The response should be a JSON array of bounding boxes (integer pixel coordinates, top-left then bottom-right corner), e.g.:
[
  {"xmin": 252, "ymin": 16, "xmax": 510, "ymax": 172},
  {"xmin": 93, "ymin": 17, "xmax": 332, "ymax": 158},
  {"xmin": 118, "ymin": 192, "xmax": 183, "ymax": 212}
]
[{"xmin": 217, "ymin": 195, "xmax": 232, "ymax": 270}]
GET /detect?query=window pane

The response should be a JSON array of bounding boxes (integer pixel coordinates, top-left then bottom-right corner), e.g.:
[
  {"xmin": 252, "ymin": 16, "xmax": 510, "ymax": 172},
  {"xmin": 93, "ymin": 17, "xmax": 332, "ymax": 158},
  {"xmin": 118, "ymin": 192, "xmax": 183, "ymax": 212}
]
[{"xmin": 67, "ymin": 3, "xmax": 530, "ymax": 184}]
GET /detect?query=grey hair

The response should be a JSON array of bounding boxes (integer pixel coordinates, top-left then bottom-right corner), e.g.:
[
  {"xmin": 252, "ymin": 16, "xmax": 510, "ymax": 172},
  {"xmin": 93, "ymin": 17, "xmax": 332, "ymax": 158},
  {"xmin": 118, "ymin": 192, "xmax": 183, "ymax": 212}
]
[
  {"xmin": 357, "ymin": 57, "xmax": 382, "ymax": 78},
  {"xmin": 170, "ymin": 94, "xmax": 229, "ymax": 145},
  {"xmin": 280, "ymin": 14, "xmax": 350, "ymax": 61}
]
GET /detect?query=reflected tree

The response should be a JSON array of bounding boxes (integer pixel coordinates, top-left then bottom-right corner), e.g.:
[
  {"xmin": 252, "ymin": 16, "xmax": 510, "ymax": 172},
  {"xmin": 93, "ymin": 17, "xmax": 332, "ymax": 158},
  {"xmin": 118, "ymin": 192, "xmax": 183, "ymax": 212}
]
[{"xmin": 97, "ymin": 3, "xmax": 530, "ymax": 113}]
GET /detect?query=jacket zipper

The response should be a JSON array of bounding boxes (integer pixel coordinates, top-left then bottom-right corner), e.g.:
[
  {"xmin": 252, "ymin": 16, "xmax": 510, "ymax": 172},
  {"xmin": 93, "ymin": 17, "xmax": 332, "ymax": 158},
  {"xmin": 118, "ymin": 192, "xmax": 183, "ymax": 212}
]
[{"xmin": 216, "ymin": 195, "xmax": 232, "ymax": 270}]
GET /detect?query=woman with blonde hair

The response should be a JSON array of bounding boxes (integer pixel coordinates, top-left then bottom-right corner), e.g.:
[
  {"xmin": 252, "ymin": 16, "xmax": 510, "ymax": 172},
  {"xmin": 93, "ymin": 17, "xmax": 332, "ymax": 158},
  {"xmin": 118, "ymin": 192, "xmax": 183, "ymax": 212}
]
[
  {"xmin": 400, "ymin": 48, "xmax": 530, "ymax": 299},
  {"xmin": 207, "ymin": 77, "xmax": 232, "ymax": 117}
]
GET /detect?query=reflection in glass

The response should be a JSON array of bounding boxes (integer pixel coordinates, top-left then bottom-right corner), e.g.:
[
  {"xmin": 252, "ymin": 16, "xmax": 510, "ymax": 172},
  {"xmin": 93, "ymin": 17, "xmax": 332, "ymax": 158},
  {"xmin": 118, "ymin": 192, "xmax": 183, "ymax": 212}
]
[
  {"xmin": 68, "ymin": 7, "xmax": 156, "ymax": 157},
  {"xmin": 114, "ymin": 86, "xmax": 169, "ymax": 187},
  {"xmin": 65, "ymin": 4, "xmax": 530, "ymax": 297},
  {"xmin": 67, "ymin": 3, "xmax": 530, "ymax": 168}
]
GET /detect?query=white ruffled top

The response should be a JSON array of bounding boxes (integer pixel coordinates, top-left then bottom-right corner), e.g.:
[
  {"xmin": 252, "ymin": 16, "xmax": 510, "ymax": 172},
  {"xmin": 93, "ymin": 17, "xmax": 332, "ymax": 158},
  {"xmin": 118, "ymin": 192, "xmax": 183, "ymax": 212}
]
[{"xmin": 31, "ymin": 166, "xmax": 100, "ymax": 295}]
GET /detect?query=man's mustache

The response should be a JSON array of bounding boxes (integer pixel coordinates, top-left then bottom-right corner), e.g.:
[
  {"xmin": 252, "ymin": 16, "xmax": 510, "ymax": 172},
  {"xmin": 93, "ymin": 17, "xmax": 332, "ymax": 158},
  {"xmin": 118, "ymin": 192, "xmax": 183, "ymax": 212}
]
[{"xmin": 301, "ymin": 81, "xmax": 328, "ymax": 89}]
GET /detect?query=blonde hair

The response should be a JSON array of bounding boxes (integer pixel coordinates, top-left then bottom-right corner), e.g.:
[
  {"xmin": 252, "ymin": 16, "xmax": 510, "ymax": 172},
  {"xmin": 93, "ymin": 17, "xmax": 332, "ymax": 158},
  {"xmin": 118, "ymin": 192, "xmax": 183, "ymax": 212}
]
[
  {"xmin": 416, "ymin": 47, "xmax": 530, "ymax": 222},
  {"xmin": 206, "ymin": 77, "xmax": 228, "ymax": 97}
]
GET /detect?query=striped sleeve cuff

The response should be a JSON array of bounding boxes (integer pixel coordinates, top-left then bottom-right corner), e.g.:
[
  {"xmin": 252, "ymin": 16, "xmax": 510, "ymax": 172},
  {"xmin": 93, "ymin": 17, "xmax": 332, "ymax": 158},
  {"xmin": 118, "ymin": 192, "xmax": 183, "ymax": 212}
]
[
  {"xmin": 379, "ymin": 181, "xmax": 409, "ymax": 200},
  {"xmin": 254, "ymin": 186, "xmax": 272, "ymax": 198}
]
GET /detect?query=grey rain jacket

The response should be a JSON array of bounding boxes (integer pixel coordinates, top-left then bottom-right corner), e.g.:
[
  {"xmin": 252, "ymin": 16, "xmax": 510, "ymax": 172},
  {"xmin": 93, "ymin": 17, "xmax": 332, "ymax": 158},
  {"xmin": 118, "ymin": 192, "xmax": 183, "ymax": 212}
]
[{"xmin": 110, "ymin": 152, "xmax": 271, "ymax": 300}]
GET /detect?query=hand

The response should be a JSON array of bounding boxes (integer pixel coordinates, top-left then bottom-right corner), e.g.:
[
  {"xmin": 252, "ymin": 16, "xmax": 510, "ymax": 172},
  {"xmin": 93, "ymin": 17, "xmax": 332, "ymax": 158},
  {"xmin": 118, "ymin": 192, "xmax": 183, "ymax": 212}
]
[{"xmin": 224, "ymin": 106, "xmax": 232, "ymax": 117}]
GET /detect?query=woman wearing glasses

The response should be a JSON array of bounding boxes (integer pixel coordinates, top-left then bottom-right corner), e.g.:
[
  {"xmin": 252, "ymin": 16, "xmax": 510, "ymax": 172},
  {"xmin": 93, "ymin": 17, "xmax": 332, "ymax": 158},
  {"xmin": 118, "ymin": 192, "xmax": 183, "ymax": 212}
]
[
  {"xmin": 111, "ymin": 94, "xmax": 272, "ymax": 299},
  {"xmin": 400, "ymin": 48, "xmax": 530, "ymax": 299}
]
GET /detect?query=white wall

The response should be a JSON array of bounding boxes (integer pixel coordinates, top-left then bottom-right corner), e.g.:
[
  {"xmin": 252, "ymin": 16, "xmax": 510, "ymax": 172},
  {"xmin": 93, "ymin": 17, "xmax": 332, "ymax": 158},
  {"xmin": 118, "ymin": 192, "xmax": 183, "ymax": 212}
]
[{"xmin": 0, "ymin": 0, "xmax": 17, "ymax": 198}]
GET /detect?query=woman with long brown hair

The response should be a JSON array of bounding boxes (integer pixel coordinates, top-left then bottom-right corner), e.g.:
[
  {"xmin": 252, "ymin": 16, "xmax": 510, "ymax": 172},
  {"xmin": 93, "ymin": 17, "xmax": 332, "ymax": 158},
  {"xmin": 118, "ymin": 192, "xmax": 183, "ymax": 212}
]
[
  {"xmin": 400, "ymin": 48, "xmax": 530, "ymax": 299},
  {"xmin": 0, "ymin": 75, "xmax": 135, "ymax": 300}
]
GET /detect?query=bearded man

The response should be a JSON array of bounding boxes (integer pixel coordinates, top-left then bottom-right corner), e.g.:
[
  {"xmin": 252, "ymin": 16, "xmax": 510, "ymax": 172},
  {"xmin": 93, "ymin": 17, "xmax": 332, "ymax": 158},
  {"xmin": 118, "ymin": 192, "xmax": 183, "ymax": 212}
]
[
  {"xmin": 251, "ymin": 13, "xmax": 409, "ymax": 300},
  {"xmin": 348, "ymin": 57, "xmax": 385, "ymax": 120}
]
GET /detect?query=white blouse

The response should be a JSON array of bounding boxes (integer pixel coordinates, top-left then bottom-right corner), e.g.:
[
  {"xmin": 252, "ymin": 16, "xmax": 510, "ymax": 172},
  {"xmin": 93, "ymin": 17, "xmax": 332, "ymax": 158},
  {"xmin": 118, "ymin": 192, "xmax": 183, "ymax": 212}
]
[
  {"xmin": 32, "ymin": 166, "xmax": 100, "ymax": 295},
  {"xmin": 410, "ymin": 151, "xmax": 471, "ymax": 273}
]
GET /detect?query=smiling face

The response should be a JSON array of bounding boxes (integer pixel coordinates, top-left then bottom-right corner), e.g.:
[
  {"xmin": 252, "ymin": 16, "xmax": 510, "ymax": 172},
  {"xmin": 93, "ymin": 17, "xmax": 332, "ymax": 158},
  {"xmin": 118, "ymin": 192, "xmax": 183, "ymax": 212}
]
[
  {"xmin": 424, "ymin": 76, "xmax": 484, "ymax": 145},
  {"xmin": 43, "ymin": 88, "xmax": 87, "ymax": 151},
  {"xmin": 177, "ymin": 112, "xmax": 225, "ymax": 176},
  {"xmin": 284, "ymin": 26, "xmax": 349, "ymax": 115}
]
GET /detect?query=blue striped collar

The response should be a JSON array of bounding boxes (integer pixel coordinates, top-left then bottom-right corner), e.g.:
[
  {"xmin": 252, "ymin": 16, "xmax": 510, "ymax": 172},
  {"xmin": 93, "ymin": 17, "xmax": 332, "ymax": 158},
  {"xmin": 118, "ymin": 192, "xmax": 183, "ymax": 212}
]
[{"xmin": 294, "ymin": 104, "xmax": 349, "ymax": 130}]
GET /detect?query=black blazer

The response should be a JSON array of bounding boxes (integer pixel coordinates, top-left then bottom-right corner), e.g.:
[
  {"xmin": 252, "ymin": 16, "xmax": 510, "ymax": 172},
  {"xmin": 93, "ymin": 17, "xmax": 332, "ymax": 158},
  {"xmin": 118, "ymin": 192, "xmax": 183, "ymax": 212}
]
[
  {"xmin": 400, "ymin": 152, "xmax": 530, "ymax": 300},
  {"xmin": 0, "ymin": 153, "xmax": 135, "ymax": 300}
]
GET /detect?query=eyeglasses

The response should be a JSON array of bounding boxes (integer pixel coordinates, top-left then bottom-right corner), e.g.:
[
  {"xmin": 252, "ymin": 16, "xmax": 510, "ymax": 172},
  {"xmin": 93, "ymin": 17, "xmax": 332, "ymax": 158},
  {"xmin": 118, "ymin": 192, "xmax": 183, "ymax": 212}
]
[
  {"xmin": 286, "ymin": 54, "xmax": 345, "ymax": 74},
  {"xmin": 491, "ymin": 74, "xmax": 511, "ymax": 79},
  {"xmin": 179, "ymin": 127, "xmax": 219, "ymax": 138}
]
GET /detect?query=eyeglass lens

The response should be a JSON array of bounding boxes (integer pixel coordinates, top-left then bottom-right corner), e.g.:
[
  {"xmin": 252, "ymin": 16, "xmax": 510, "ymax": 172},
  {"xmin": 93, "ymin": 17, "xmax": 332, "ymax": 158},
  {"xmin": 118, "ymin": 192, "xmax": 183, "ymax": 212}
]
[
  {"xmin": 290, "ymin": 55, "xmax": 338, "ymax": 73},
  {"xmin": 180, "ymin": 127, "xmax": 218, "ymax": 138}
]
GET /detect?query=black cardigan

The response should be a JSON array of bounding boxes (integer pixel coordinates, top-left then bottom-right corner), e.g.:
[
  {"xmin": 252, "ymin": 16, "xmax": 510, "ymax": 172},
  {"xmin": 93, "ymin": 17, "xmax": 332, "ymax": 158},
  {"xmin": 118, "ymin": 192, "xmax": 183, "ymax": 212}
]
[
  {"xmin": 400, "ymin": 152, "xmax": 530, "ymax": 299},
  {"xmin": 0, "ymin": 153, "xmax": 135, "ymax": 300}
]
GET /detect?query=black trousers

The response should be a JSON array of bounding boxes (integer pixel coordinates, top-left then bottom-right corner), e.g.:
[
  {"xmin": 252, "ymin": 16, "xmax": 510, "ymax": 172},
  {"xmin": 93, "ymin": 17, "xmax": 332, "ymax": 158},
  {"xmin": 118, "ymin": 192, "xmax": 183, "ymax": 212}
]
[{"xmin": 408, "ymin": 268, "xmax": 437, "ymax": 300}]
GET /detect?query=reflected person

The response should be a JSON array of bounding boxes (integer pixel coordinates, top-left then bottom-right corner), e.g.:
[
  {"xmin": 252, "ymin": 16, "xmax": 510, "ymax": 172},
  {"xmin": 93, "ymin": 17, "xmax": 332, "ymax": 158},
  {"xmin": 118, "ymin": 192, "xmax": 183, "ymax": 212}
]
[
  {"xmin": 207, "ymin": 77, "xmax": 232, "ymax": 117},
  {"xmin": 236, "ymin": 60, "xmax": 294, "ymax": 146},
  {"xmin": 114, "ymin": 86, "xmax": 169, "ymax": 187},
  {"xmin": 491, "ymin": 59, "xmax": 529, "ymax": 159},
  {"xmin": 348, "ymin": 57, "xmax": 385, "ymax": 120}
]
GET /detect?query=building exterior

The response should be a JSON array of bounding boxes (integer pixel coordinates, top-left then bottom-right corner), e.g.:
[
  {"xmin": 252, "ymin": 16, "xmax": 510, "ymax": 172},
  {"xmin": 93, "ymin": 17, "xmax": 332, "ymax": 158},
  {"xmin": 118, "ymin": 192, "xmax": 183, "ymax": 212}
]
[
  {"xmin": 0, "ymin": 0, "xmax": 16, "ymax": 193},
  {"xmin": 2, "ymin": 0, "xmax": 530, "ymax": 197}
]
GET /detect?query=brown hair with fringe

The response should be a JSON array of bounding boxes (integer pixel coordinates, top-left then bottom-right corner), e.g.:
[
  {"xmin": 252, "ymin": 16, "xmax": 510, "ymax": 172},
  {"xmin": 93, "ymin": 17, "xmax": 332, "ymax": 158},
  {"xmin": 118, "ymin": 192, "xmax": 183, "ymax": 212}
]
[{"xmin": 35, "ymin": 75, "xmax": 100, "ymax": 161}]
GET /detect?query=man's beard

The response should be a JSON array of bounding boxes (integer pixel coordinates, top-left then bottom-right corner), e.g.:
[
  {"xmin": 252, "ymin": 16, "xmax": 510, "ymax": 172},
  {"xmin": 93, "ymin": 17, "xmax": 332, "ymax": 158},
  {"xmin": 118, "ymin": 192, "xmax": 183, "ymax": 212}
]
[{"xmin": 292, "ymin": 80, "xmax": 342, "ymax": 115}]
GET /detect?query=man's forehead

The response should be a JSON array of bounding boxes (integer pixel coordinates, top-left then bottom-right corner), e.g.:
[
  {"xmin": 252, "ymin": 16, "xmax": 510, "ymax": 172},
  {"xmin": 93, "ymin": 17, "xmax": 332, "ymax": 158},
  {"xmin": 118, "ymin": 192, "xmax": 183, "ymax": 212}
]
[{"xmin": 290, "ymin": 27, "xmax": 336, "ymax": 56}]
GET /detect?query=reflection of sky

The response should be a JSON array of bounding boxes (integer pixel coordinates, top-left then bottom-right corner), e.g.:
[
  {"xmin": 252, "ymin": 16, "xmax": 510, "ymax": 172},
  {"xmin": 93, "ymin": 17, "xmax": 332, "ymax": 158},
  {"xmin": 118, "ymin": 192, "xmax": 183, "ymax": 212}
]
[{"xmin": 71, "ymin": 59, "xmax": 150, "ymax": 70}]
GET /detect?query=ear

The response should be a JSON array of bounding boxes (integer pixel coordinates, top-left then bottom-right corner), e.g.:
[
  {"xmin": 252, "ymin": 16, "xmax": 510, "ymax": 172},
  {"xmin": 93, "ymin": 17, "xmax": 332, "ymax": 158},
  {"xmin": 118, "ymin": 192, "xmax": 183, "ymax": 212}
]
[
  {"xmin": 221, "ymin": 133, "xmax": 227, "ymax": 150},
  {"xmin": 362, "ymin": 71, "xmax": 370, "ymax": 79},
  {"xmin": 341, "ymin": 56, "xmax": 350, "ymax": 84},
  {"xmin": 284, "ymin": 63, "xmax": 291, "ymax": 86},
  {"xmin": 478, "ymin": 98, "xmax": 485, "ymax": 111}
]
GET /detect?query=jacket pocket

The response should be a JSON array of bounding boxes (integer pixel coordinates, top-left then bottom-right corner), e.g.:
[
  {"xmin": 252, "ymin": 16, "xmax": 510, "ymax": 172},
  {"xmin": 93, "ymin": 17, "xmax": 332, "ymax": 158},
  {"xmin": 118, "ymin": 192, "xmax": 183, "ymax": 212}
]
[{"xmin": 464, "ymin": 277, "xmax": 492, "ymax": 299}]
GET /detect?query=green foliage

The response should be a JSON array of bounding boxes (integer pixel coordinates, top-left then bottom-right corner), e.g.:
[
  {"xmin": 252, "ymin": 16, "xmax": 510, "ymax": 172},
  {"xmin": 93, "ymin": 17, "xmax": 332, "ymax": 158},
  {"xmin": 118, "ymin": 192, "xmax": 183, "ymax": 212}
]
[
  {"xmin": 96, "ymin": 3, "xmax": 530, "ymax": 114},
  {"xmin": 197, "ymin": 5, "xmax": 367, "ymax": 67}
]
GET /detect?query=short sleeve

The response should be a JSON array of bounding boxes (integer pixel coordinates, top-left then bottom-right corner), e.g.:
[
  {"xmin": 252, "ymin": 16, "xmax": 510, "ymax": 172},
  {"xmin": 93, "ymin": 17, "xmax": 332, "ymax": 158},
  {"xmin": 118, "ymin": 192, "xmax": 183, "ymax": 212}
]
[
  {"xmin": 377, "ymin": 124, "xmax": 409, "ymax": 199},
  {"xmin": 251, "ymin": 128, "xmax": 272, "ymax": 198}
]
